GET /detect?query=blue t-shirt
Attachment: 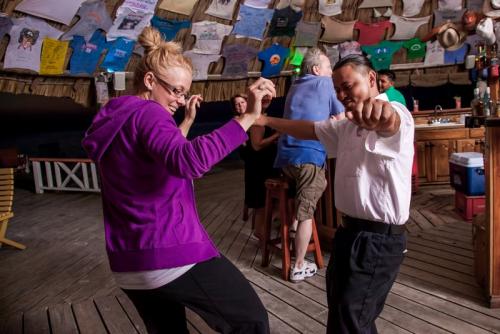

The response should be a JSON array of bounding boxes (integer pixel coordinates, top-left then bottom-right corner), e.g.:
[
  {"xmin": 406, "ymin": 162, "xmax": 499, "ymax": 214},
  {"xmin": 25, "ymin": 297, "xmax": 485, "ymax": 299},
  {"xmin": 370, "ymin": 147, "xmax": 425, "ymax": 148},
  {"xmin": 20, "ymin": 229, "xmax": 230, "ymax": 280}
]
[
  {"xmin": 275, "ymin": 75, "xmax": 344, "ymax": 168},
  {"xmin": 232, "ymin": 5, "xmax": 274, "ymax": 40},
  {"xmin": 151, "ymin": 16, "xmax": 191, "ymax": 41},
  {"xmin": 70, "ymin": 31, "xmax": 109, "ymax": 75},
  {"xmin": 444, "ymin": 44, "xmax": 468, "ymax": 64},
  {"xmin": 258, "ymin": 44, "xmax": 290, "ymax": 78},
  {"xmin": 101, "ymin": 37, "xmax": 135, "ymax": 72}
]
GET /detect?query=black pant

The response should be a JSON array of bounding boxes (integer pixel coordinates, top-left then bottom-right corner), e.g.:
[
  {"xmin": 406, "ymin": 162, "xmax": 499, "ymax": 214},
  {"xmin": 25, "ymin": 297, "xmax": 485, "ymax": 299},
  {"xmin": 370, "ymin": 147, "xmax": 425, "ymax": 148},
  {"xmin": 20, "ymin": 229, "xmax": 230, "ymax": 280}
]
[
  {"xmin": 326, "ymin": 226, "xmax": 406, "ymax": 334},
  {"xmin": 123, "ymin": 256, "xmax": 270, "ymax": 334}
]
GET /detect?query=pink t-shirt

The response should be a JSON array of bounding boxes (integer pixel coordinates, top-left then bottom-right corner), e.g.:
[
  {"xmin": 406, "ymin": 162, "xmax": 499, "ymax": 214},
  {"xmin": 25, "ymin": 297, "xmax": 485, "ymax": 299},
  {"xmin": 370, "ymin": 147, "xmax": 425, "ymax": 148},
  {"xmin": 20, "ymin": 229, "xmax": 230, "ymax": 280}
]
[{"xmin": 354, "ymin": 20, "xmax": 392, "ymax": 46}]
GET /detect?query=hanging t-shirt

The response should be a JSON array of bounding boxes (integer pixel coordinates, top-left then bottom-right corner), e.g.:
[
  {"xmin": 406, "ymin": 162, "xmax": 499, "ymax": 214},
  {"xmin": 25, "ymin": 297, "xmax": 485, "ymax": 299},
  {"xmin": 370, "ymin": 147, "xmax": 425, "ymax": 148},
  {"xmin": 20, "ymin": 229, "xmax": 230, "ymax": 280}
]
[
  {"xmin": 158, "ymin": 0, "xmax": 198, "ymax": 15},
  {"xmin": 40, "ymin": 38, "xmax": 69, "ymax": 75},
  {"xmin": 205, "ymin": 0, "xmax": 238, "ymax": 21},
  {"xmin": 4, "ymin": 16, "xmax": 62, "ymax": 73},
  {"xmin": 222, "ymin": 43, "xmax": 258, "ymax": 78},
  {"xmin": 258, "ymin": 44, "xmax": 290, "ymax": 78},
  {"xmin": 70, "ymin": 31, "xmax": 109, "ymax": 75},
  {"xmin": 232, "ymin": 5, "xmax": 274, "ymax": 41},
  {"xmin": 402, "ymin": 0, "xmax": 425, "ymax": 17},
  {"xmin": 107, "ymin": 8, "xmax": 153, "ymax": 41},
  {"xmin": 244, "ymin": 0, "xmax": 272, "ymax": 8},
  {"xmin": 403, "ymin": 38, "xmax": 426, "ymax": 59},
  {"xmin": 339, "ymin": 41, "xmax": 362, "ymax": 58},
  {"xmin": 190, "ymin": 20, "xmax": 232, "ymax": 54},
  {"xmin": 467, "ymin": 0, "xmax": 483, "ymax": 11},
  {"xmin": 433, "ymin": 9, "xmax": 466, "ymax": 28},
  {"xmin": 118, "ymin": 0, "xmax": 158, "ymax": 15},
  {"xmin": 444, "ymin": 44, "xmax": 468, "ymax": 64},
  {"xmin": 323, "ymin": 44, "xmax": 339, "ymax": 67},
  {"xmin": 438, "ymin": 0, "xmax": 462, "ymax": 11},
  {"xmin": 318, "ymin": 0, "xmax": 343, "ymax": 17},
  {"xmin": 359, "ymin": 0, "xmax": 392, "ymax": 8},
  {"xmin": 294, "ymin": 21, "xmax": 321, "ymax": 47},
  {"xmin": 320, "ymin": 17, "xmax": 356, "ymax": 43},
  {"xmin": 424, "ymin": 40, "xmax": 445, "ymax": 66},
  {"xmin": 0, "ymin": 15, "xmax": 12, "ymax": 39},
  {"xmin": 465, "ymin": 34, "xmax": 485, "ymax": 55},
  {"xmin": 183, "ymin": 51, "xmax": 220, "ymax": 80},
  {"xmin": 151, "ymin": 16, "xmax": 191, "ymax": 41},
  {"xmin": 289, "ymin": 46, "xmax": 308, "ymax": 66},
  {"xmin": 101, "ymin": 37, "xmax": 136, "ymax": 72},
  {"xmin": 268, "ymin": 6, "xmax": 302, "ymax": 37},
  {"xmin": 60, "ymin": 0, "xmax": 113, "ymax": 42},
  {"xmin": 361, "ymin": 40, "xmax": 403, "ymax": 70},
  {"xmin": 390, "ymin": 15, "xmax": 430, "ymax": 40},
  {"xmin": 14, "ymin": 0, "xmax": 85, "ymax": 25},
  {"xmin": 354, "ymin": 20, "xmax": 392, "ymax": 46}
]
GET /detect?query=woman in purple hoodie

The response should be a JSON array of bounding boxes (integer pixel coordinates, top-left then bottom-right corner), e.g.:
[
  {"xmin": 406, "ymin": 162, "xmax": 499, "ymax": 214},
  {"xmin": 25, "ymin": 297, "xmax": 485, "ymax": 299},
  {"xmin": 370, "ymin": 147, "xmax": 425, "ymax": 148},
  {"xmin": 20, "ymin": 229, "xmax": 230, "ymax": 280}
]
[{"xmin": 82, "ymin": 27, "xmax": 275, "ymax": 334}]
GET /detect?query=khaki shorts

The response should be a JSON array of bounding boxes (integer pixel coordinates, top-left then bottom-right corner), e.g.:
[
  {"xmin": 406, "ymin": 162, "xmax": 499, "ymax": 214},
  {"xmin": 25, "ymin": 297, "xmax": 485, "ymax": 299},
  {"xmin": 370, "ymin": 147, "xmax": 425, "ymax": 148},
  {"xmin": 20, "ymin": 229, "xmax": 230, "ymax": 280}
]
[{"xmin": 283, "ymin": 164, "xmax": 327, "ymax": 222}]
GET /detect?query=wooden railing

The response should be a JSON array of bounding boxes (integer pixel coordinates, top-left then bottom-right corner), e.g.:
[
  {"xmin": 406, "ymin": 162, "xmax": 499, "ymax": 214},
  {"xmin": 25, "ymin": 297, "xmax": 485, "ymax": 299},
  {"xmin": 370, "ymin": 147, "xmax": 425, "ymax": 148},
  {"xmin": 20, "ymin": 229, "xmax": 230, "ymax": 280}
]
[{"xmin": 30, "ymin": 158, "xmax": 100, "ymax": 194}]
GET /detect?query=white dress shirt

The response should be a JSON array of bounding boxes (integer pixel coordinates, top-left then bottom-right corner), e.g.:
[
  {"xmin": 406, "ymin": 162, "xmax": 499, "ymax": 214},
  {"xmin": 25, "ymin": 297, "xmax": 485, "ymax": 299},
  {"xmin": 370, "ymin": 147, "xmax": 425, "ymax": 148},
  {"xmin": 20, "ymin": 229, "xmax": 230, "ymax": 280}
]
[{"xmin": 314, "ymin": 93, "xmax": 414, "ymax": 225}]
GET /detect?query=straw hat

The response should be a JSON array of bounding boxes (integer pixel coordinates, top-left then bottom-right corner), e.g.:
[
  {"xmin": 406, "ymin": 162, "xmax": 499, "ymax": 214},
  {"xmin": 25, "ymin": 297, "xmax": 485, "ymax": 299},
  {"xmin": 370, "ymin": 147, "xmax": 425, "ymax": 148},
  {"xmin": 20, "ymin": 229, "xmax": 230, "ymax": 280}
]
[
  {"xmin": 483, "ymin": 0, "xmax": 500, "ymax": 18},
  {"xmin": 437, "ymin": 22, "xmax": 467, "ymax": 51}
]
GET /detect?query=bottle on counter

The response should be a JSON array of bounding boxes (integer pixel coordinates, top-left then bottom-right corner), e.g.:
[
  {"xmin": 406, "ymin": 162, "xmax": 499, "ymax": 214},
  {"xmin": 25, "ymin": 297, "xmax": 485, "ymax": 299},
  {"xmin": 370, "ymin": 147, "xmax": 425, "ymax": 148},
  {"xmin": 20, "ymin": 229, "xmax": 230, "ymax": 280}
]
[
  {"xmin": 483, "ymin": 87, "xmax": 493, "ymax": 116},
  {"xmin": 471, "ymin": 87, "xmax": 482, "ymax": 116}
]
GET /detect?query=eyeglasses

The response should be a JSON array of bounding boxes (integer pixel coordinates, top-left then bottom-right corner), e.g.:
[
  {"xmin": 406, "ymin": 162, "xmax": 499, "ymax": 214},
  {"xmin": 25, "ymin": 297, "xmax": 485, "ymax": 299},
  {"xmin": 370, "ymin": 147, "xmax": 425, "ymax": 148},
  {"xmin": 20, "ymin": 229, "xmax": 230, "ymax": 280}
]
[{"xmin": 153, "ymin": 74, "xmax": 191, "ymax": 100}]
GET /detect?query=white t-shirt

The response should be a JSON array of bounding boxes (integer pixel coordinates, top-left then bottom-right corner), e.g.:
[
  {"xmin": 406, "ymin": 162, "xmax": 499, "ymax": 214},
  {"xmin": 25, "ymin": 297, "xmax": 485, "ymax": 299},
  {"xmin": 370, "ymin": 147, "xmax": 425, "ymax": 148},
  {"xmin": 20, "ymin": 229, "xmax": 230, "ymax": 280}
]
[
  {"xmin": 318, "ymin": 0, "xmax": 343, "ymax": 17},
  {"xmin": 184, "ymin": 51, "xmax": 220, "ymax": 80},
  {"xmin": 390, "ymin": 15, "xmax": 431, "ymax": 40},
  {"xmin": 190, "ymin": 20, "xmax": 232, "ymax": 54},
  {"xmin": 424, "ymin": 40, "xmax": 445, "ymax": 66},
  {"xmin": 107, "ymin": 8, "xmax": 153, "ymax": 41},
  {"xmin": 15, "ymin": 0, "xmax": 85, "ymax": 25},
  {"xmin": 205, "ymin": 0, "xmax": 238, "ymax": 20},
  {"xmin": 113, "ymin": 264, "xmax": 195, "ymax": 290},
  {"xmin": 314, "ymin": 93, "xmax": 414, "ymax": 225},
  {"xmin": 4, "ymin": 16, "xmax": 62, "ymax": 73},
  {"xmin": 244, "ymin": 0, "xmax": 272, "ymax": 8},
  {"xmin": 402, "ymin": 0, "xmax": 425, "ymax": 17}
]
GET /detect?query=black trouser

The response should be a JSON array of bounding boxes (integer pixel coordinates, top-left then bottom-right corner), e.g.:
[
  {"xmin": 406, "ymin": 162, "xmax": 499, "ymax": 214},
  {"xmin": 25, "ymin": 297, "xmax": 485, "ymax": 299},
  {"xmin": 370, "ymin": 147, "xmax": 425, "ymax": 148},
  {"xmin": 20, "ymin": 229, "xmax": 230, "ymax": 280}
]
[
  {"xmin": 123, "ymin": 256, "xmax": 270, "ymax": 334},
  {"xmin": 326, "ymin": 225, "xmax": 406, "ymax": 334}
]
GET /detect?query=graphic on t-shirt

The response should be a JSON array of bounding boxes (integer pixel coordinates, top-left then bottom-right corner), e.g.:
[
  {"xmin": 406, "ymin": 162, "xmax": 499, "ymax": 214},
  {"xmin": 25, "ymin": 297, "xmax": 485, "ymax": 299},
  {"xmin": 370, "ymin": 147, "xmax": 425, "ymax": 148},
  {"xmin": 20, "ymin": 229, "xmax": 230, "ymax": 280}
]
[
  {"xmin": 18, "ymin": 28, "xmax": 39, "ymax": 51},
  {"xmin": 361, "ymin": 40, "xmax": 403, "ymax": 70},
  {"xmin": 118, "ymin": 17, "xmax": 141, "ymax": 30},
  {"xmin": 258, "ymin": 44, "xmax": 290, "ymax": 77},
  {"xmin": 107, "ymin": 9, "xmax": 153, "ymax": 41}
]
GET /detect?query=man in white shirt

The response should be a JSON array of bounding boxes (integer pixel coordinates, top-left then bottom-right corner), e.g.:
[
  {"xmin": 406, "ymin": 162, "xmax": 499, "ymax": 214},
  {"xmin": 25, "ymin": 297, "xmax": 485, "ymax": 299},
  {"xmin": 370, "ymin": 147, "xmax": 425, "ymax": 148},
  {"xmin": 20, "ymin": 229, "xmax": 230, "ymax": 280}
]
[{"xmin": 255, "ymin": 54, "xmax": 414, "ymax": 333}]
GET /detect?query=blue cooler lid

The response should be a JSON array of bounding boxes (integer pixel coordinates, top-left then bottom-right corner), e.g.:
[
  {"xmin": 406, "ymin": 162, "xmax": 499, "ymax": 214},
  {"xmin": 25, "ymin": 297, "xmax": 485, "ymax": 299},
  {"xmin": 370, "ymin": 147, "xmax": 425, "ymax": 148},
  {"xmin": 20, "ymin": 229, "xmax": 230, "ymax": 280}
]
[{"xmin": 449, "ymin": 152, "xmax": 484, "ymax": 167}]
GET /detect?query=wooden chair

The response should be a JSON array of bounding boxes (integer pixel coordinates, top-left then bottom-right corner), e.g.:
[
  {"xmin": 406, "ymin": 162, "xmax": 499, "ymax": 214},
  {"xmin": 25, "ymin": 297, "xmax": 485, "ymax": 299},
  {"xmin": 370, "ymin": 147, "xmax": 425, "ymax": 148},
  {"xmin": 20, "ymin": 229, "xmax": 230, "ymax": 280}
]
[
  {"xmin": 0, "ymin": 168, "xmax": 26, "ymax": 250},
  {"xmin": 261, "ymin": 178, "xmax": 323, "ymax": 281}
]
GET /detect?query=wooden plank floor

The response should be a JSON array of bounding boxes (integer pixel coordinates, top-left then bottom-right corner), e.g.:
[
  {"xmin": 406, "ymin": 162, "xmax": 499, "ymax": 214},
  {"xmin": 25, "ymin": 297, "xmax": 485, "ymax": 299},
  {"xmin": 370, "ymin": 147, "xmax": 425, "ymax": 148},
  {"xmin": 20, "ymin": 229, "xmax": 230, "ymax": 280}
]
[{"xmin": 1, "ymin": 164, "xmax": 500, "ymax": 333}]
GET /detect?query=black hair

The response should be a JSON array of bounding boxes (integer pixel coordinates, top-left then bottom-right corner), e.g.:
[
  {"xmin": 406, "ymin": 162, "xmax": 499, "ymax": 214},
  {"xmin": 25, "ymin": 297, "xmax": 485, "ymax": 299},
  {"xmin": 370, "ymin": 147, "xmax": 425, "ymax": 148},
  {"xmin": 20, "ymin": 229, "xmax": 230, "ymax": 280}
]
[
  {"xmin": 377, "ymin": 69, "xmax": 396, "ymax": 82},
  {"xmin": 333, "ymin": 54, "xmax": 375, "ymax": 73}
]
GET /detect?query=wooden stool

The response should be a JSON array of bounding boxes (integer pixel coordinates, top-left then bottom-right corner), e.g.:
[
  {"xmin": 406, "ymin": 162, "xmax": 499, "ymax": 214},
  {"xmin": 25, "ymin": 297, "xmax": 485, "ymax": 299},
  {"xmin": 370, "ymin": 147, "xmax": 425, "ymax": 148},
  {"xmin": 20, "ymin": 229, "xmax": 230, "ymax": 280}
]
[{"xmin": 261, "ymin": 178, "xmax": 324, "ymax": 281}]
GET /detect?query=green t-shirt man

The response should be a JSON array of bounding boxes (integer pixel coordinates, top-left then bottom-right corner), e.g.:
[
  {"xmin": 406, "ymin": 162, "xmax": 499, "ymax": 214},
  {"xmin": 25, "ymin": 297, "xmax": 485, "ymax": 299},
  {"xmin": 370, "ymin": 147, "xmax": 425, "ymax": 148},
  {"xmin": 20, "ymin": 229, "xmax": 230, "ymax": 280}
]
[{"xmin": 378, "ymin": 70, "xmax": 407, "ymax": 107}]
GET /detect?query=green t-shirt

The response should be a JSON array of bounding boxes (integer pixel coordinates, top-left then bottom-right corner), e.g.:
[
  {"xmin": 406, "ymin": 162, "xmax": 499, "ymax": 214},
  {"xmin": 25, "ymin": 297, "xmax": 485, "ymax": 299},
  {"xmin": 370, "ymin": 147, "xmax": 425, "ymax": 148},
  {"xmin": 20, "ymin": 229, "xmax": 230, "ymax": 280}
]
[
  {"xmin": 361, "ymin": 40, "xmax": 403, "ymax": 70},
  {"xmin": 385, "ymin": 86, "xmax": 406, "ymax": 107},
  {"xmin": 403, "ymin": 38, "xmax": 426, "ymax": 60}
]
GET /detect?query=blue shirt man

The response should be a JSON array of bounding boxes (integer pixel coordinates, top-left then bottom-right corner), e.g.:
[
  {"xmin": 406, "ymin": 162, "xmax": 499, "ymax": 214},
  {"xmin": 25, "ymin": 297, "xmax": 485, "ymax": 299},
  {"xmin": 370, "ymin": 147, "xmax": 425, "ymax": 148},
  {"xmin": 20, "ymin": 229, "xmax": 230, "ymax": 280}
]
[{"xmin": 274, "ymin": 48, "xmax": 344, "ymax": 283}]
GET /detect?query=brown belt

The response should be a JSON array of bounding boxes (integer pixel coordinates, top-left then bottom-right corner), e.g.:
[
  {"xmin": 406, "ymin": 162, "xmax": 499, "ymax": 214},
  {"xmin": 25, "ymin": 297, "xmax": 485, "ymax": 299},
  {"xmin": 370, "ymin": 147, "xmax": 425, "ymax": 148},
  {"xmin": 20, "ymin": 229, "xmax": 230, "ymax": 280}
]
[{"xmin": 341, "ymin": 215, "xmax": 406, "ymax": 235}]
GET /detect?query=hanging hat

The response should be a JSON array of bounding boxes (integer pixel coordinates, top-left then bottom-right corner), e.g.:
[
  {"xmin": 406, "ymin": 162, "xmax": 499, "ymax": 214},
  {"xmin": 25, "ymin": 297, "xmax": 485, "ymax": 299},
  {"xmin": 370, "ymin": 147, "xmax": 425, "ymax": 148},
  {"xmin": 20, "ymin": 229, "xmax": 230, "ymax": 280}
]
[
  {"xmin": 483, "ymin": 0, "xmax": 500, "ymax": 18},
  {"xmin": 437, "ymin": 22, "xmax": 467, "ymax": 50},
  {"xmin": 359, "ymin": 0, "xmax": 392, "ymax": 9},
  {"xmin": 476, "ymin": 17, "xmax": 497, "ymax": 45}
]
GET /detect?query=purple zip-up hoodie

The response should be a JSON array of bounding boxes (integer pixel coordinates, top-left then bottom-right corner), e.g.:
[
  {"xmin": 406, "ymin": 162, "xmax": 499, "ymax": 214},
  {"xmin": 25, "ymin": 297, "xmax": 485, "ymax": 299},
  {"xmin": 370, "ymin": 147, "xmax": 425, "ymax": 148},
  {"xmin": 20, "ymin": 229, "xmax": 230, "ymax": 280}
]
[{"xmin": 82, "ymin": 96, "xmax": 247, "ymax": 272}]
